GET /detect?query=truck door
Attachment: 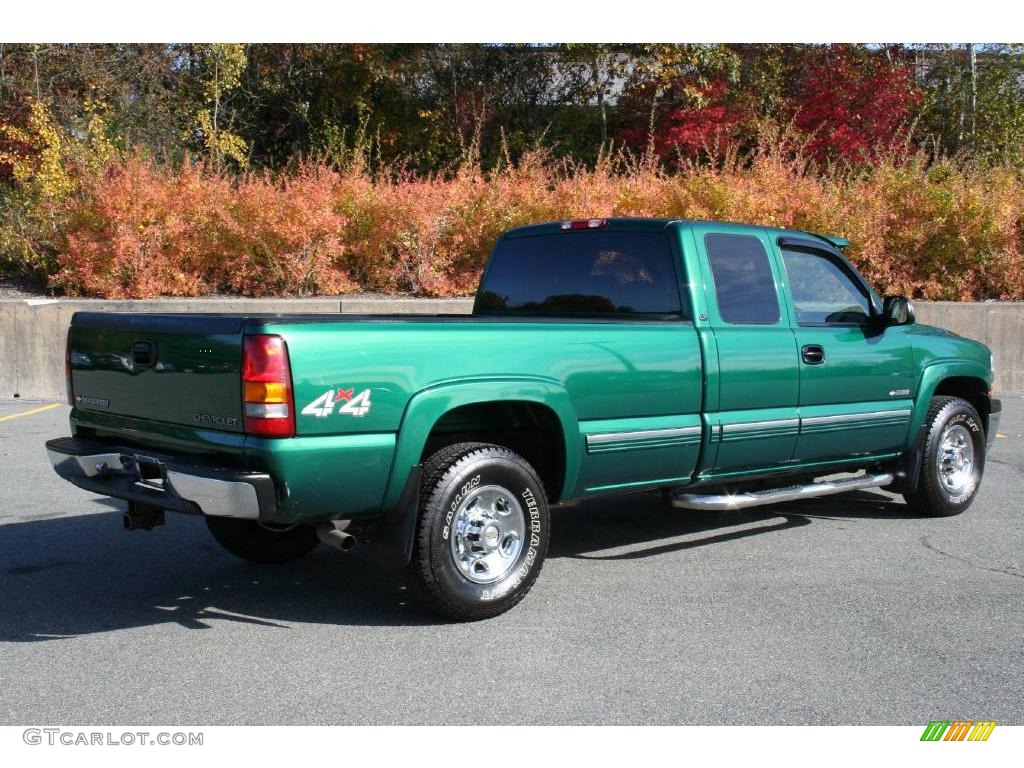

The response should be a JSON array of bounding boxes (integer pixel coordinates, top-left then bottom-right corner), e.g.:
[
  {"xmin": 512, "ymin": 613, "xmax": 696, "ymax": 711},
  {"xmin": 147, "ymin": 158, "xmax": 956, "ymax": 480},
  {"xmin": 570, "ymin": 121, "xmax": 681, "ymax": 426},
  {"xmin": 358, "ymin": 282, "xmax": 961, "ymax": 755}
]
[
  {"xmin": 773, "ymin": 237, "xmax": 916, "ymax": 462},
  {"xmin": 694, "ymin": 227, "xmax": 801, "ymax": 475}
]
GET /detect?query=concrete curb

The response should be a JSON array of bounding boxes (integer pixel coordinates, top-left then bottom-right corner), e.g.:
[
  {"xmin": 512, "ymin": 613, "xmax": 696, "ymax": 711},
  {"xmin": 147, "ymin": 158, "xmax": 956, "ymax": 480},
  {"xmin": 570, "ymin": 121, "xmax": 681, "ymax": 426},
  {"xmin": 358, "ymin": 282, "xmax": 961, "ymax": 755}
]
[
  {"xmin": 1, "ymin": 297, "xmax": 1019, "ymax": 399},
  {"xmin": 339, "ymin": 297, "xmax": 474, "ymax": 314}
]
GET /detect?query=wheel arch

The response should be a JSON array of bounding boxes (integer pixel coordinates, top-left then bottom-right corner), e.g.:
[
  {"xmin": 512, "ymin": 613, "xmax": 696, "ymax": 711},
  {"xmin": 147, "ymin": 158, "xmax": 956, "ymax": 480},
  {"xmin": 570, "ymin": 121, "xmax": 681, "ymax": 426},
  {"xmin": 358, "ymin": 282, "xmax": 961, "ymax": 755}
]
[
  {"xmin": 909, "ymin": 361, "xmax": 993, "ymax": 447},
  {"xmin": 420, "ymin": 400, "xmax": 567, "ymax": 503},
  {"xmin": 381, "ymin": 378, "xmax": 580, "ymax": 510}
]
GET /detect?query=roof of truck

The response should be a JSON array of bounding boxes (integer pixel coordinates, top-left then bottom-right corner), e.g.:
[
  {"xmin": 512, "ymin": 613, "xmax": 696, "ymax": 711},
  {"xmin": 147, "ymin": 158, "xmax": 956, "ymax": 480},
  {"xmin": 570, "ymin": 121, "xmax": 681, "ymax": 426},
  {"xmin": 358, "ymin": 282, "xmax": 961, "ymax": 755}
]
[{"xmin": 501, "ymin": 217, "xmax": 849, "ymax": 249}]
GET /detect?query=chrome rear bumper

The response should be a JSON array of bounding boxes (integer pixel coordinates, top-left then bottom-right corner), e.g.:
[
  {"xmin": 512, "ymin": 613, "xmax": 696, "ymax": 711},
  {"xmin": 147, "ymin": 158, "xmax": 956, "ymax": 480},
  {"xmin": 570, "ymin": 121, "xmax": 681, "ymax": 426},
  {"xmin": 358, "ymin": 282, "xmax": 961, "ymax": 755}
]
[{"xmin": 46, "ymin": 436, "xmax": 276, "ymax": 520}]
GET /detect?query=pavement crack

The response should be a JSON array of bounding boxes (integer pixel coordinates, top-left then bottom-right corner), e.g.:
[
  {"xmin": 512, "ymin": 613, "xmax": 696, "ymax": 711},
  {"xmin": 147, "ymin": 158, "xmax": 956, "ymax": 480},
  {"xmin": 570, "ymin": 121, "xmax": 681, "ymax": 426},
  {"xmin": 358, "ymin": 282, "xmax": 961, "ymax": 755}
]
[
  {"xmin": 985, "ymin": 457, "xmax": 1021, "ymax": 471},
  {"xmin": 920, "ymin": 535, "xmax": 1024, "ymax": 580}
]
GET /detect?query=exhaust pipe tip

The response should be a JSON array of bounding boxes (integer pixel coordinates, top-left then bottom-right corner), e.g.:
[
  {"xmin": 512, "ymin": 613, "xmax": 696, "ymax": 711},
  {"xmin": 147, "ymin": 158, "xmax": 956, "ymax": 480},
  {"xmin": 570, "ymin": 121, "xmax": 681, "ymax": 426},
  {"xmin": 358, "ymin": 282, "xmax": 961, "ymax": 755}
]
[{"xmin": 317, "ymin": 521, "xmax": 357, "ymax": 552}]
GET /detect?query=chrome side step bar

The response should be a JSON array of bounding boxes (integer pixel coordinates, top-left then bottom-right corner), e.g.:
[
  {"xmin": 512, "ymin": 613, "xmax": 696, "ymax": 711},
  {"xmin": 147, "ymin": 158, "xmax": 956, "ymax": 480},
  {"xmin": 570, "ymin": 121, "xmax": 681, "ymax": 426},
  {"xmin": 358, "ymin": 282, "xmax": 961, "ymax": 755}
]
[{"xmin": 671, "ymin": 472, "xmax": 894, "ymax": 511}]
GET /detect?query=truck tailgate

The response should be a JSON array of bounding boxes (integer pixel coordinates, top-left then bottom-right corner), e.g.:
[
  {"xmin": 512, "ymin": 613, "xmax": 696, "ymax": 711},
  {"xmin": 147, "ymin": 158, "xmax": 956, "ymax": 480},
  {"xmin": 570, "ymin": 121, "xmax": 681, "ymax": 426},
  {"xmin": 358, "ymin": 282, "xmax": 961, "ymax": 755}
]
[{"xmin": 69, "ymin": 313, "xmax": 245, "ymax": 433}]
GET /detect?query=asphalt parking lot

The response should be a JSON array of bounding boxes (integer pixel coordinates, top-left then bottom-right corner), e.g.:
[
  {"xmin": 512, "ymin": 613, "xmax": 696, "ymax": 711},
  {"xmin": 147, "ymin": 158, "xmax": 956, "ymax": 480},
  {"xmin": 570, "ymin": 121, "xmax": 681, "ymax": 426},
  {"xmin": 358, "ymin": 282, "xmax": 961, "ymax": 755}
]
[{"xmin": 1, "ymin": 399, "xmax": 1021, "ymax": 725}]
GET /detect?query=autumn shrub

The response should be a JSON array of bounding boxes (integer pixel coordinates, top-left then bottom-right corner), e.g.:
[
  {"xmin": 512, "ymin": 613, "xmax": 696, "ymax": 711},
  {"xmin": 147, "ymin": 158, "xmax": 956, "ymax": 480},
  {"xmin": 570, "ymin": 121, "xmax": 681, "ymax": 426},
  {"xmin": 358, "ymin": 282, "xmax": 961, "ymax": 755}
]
[
  {"xmin": 35, "ymin": 143, "xmax": 1024, "ymax": 300},
  {"xmin": 54, "ymin": 156, "xmax": 354, "ymax": 297}
]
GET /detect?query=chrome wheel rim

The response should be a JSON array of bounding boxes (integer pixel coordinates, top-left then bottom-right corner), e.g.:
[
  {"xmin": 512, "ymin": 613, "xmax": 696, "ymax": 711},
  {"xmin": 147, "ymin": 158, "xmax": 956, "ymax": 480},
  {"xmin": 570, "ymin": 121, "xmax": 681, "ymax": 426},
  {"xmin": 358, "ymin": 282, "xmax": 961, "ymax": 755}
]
[
  {"xmin": 936, "ymin": 424, "xmax": 975, "ymax": 495},
  {"xmin": 449, "ymin": 484, "xmax": 526, "ymax": 584}
]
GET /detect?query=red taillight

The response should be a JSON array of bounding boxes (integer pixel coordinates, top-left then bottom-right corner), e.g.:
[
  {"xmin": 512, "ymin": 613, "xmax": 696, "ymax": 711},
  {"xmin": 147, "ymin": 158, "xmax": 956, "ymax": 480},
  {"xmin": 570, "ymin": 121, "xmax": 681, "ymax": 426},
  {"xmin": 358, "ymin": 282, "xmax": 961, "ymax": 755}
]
[
  {"xmin": 242, "ymin": 334, "xmax": 295, "ymax": 437},
  {"xmin": 560, "ymin": 218, "xmax": 607, "ymax": 230},
  {"xmin": 65, "ymin": 328, "xmax": 74, "ymax": 406}
]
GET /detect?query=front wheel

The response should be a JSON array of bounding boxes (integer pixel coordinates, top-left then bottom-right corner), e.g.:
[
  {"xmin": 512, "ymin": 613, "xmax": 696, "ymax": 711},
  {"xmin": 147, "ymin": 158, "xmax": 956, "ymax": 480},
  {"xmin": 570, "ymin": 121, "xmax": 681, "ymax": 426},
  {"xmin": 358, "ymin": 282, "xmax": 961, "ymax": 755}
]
[
  {"xmin": 407, "ymin": 442, "xmax": 550, "ymax": 621},
  {"xmin": 904, "ymin": 396, "xmax": 986, "ymax": 517}
]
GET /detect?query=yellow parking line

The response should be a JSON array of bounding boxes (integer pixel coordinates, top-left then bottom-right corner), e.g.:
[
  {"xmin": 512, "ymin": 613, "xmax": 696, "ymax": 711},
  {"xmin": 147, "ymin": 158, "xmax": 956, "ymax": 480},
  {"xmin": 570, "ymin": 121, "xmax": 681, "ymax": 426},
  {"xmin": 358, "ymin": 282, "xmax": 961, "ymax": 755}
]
[{"xmin": 0, "ymin": 402, "xmax": 61, "ymax": 422}]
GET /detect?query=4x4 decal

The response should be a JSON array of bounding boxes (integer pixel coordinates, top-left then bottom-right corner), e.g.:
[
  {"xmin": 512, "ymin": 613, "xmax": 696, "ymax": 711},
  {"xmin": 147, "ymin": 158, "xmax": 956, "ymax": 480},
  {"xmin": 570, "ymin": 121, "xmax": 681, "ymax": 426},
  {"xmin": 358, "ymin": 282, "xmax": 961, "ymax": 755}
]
[{"xmin": 301, "ymin": 387, "xmax": 372, "ymax": 418}]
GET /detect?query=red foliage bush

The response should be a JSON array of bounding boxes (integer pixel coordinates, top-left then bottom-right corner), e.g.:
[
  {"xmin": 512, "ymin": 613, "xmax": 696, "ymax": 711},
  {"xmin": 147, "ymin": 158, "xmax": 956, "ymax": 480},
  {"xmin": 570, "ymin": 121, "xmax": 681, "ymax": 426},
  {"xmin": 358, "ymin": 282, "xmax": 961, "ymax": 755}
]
[
  {"xmin": 620, "ymin": 80, "xmax": 748, "ymax": 162},
  {"xmin": 795, "ymin": 47, "xmax": 922, "ymax": 163}
]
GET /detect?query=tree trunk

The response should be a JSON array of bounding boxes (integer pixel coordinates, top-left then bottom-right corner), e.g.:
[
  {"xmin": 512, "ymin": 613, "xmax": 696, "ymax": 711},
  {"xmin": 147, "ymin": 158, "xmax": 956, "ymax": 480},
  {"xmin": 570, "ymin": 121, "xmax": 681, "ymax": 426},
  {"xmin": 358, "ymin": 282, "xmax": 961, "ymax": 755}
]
[{"xmin": 968, "ymin": 43, "xmax": 977, "ymax": 149}]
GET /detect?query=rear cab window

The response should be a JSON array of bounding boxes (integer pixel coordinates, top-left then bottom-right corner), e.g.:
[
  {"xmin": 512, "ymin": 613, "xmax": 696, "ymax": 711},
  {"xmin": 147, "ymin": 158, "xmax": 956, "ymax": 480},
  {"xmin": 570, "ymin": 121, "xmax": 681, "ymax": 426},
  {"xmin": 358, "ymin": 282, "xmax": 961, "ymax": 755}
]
[{"xmin": 475, "ymin": 229, "xmax": 684, "ymax": 319}]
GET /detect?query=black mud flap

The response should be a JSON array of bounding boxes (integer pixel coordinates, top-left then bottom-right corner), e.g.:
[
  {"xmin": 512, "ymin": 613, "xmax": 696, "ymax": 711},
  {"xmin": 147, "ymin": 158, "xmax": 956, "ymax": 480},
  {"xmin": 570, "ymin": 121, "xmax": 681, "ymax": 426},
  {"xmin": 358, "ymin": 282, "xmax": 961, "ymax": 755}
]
[
  {"xmin": 886, "ymin": 447, "xmax": 923, "ymax": 496},
  {"xmin": 367, "ymin": 466, "xmax": 422, "ymax": 569}
]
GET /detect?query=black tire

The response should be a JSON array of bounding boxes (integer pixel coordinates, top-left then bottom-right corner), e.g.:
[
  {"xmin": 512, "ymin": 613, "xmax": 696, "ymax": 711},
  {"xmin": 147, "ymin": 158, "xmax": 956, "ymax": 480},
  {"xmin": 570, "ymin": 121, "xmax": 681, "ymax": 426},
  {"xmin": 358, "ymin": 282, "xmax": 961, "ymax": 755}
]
[
  {"xmin": 904, "ymin": 396, "xmax": 986, "ymax": 517},
  {"xmin": 408, "ymin": 442, "xmax": 550, "ymax": 621},
  {"xmin": 206, "ymin": 517, "xmax": 319, "ymax": 563}
]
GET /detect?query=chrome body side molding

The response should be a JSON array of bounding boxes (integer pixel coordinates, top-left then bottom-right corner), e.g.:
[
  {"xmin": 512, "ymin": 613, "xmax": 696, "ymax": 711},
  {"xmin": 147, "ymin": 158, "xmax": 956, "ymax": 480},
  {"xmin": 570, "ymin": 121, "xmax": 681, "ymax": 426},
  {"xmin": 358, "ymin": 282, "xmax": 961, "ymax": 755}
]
[{"xmin": 585, "ymin": 425, "xmax": 702, "ymax": 454}]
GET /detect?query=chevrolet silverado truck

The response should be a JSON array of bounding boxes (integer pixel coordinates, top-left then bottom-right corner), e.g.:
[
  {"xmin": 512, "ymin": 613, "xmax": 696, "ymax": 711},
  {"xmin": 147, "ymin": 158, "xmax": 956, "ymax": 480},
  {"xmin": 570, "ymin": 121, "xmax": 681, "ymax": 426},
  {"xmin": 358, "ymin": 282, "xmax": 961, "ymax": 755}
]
[{"xmin": 47, "ymin": 218, "xmax": 1001, "ymax": 620}]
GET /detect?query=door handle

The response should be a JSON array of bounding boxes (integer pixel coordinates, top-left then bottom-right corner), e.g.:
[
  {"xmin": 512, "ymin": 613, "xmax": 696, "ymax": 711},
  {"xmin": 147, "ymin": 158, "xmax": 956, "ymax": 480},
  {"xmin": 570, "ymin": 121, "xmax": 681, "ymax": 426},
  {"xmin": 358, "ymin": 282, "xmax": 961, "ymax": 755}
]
[{"xmin": 801, "ymin": 344, "xmax": 825, "ymax": 365}]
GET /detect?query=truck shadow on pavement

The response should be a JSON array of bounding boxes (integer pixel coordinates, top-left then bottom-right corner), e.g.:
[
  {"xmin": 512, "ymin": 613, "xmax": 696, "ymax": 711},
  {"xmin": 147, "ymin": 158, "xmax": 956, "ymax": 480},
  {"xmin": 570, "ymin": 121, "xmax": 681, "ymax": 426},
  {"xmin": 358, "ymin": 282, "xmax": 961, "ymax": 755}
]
[
  {"xmin": 0, "ymin": 489, "xmax": 914, "ymax": 639},
  {"xmin": 550, "ymin": 488, "xmax": 916, "ymax": 561}
]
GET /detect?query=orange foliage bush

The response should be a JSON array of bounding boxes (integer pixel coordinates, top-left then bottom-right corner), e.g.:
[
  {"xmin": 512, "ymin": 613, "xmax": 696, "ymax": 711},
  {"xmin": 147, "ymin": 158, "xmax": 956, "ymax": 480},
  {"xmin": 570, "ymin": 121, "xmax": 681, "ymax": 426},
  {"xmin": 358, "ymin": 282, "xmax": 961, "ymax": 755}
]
[
  {"xmin": 56, "ymin": 156, "xmax": 354, "ymax": 297},
  {"xmin": 50, "ymin": 145, "xmax": 1024, "ymax": 301}
]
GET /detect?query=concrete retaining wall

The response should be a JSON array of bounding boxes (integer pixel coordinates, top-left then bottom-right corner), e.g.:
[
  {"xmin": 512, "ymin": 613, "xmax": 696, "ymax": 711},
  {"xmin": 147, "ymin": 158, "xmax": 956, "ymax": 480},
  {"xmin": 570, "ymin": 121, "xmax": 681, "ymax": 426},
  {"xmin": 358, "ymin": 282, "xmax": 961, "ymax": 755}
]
[
  {"xmin": 913, "ymin": 302, "xmax": 1022, "ymax": 394},
  {"xmin": 1, "ymin": 297, "xmax": 1020, "ymax": 400},
  {"xmin": 1, "ymin": 298, "xmax": 348, "ymax": 403}
]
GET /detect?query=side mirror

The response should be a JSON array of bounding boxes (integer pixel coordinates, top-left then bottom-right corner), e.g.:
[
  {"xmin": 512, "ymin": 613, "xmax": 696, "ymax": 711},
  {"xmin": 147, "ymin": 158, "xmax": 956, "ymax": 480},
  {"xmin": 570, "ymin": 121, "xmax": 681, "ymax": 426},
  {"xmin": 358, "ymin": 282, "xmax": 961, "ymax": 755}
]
[{"xmin": 882, "ymin": 295, "xmax": 915, "ymax": 327}]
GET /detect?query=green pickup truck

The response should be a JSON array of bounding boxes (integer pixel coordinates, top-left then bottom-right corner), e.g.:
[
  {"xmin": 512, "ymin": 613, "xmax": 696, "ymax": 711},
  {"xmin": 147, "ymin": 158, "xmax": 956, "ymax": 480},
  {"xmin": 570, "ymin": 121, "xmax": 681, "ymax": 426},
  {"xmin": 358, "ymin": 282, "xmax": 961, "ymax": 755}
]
[{"xmin": 48, "ymin": 218, "xmax": 1000, "ymax": 619}]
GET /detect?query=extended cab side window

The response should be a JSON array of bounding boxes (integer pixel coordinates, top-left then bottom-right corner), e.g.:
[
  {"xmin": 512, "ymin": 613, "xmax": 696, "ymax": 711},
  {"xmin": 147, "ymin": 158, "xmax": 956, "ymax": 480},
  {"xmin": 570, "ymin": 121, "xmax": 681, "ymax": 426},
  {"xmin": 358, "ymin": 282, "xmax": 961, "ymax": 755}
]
[
  {"xmin": 781, "ymin": 248, "xmax": 872, "ymax": 326},
  {"xmin": 705, "ymin": 234, "xmax": 780, "ymax": 324}
]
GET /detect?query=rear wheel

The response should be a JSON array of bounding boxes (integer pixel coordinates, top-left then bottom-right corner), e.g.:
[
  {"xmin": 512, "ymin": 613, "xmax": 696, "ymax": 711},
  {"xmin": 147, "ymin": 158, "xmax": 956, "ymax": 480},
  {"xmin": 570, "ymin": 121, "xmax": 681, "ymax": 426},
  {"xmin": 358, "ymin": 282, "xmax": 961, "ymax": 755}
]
[
  {"xmin": 206, "ymin": 517, "xmax": 319, "ymax": 563},
  {"xmin": 904, "ymin": 396, "xmax": 985, "ymax": 517},
  {"xmin": 407, "ymin": 442, "xmax": 550, "ymax": 621}
]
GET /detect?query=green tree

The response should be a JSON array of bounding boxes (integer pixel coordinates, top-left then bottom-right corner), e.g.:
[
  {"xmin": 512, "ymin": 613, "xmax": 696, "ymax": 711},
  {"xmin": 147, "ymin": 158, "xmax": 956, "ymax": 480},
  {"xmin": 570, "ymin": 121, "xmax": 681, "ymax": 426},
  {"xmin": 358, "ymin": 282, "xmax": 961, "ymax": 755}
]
[
  {"xmin": 974, "ymin": 45, "xmax": 1024, "ymax": 167},
  {"xmin": 186, "ymin": 44, "xmax": 249, "ymax": 169},
  {"xmin": 916, "ymin": 44, "xmax": 1024, "ymax": 166}
]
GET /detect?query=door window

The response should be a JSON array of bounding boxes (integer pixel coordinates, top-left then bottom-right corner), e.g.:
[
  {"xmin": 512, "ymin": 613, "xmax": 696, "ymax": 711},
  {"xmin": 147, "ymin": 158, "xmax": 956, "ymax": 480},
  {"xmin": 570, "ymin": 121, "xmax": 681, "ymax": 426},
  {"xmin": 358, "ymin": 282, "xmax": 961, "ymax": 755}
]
[{"xmin": 781, "ymin": 248, "xmax": 872, "ymax": 326}]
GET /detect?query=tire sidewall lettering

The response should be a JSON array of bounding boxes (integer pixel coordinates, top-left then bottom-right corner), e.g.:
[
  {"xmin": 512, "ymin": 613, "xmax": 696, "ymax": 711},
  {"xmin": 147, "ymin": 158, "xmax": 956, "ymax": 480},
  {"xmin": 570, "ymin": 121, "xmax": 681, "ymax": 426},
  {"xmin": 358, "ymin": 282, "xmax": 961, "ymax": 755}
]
[
  {"xmin": 946, "ymin": 411, "xmax": 980, "ymax": 434},
  {"xmin": 480, "ymin": 484, "xmax": 542, "ymax": 601},
  {"xmin": 441, "ymin": 473, "xmax": 481, "ymax": 541}
]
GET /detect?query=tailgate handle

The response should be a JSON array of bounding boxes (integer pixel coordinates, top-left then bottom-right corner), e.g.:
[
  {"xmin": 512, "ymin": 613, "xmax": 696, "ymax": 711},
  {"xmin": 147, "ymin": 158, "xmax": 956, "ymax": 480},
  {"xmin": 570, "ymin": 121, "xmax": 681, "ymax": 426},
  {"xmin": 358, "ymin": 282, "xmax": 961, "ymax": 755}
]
[{"xmin": 132, "ymin": 340, "xmax": 156, "ymax": 367}]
